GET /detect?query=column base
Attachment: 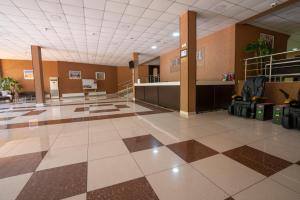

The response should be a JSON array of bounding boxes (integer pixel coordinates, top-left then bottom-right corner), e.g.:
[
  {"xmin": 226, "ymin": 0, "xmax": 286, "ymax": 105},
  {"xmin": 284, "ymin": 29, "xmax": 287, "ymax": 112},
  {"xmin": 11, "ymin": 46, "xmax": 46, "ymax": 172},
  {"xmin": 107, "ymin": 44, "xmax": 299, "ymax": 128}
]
[{"xmin": 180, "ymin": 110, "xmax": 196, "ymax": 118}]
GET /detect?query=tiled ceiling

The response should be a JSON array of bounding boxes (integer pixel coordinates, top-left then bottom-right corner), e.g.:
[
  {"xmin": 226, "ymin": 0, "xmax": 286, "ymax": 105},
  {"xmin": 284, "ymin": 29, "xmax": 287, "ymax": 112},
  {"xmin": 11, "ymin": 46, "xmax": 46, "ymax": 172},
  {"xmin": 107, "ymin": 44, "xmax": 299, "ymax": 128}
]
[
  {"xmin": 251, "ymin": 1, "xmax": 300, "ymax": 44},
  {"xmin": 0, "ymin": 0, "xmax": 288, "ymax": 66}
]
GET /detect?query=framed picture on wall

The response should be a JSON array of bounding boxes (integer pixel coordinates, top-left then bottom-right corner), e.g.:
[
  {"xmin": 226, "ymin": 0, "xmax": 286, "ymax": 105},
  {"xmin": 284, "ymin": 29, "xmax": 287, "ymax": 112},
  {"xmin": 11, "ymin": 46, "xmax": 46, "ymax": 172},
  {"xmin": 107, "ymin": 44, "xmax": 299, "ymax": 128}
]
[
  {"xmin": 24, "ymin": 70, "xmax": 34, "ymax": 80},
  {"xmin": 260, "ymin": 33, "xmax": 274, "ymax": 49},
  {"xmin": 95, "ymin": 72, "xmax": 105, "ymax": 80},
  {"xmin": 69, "ymin": 70, "xmax": 81, "ymax": 79}
]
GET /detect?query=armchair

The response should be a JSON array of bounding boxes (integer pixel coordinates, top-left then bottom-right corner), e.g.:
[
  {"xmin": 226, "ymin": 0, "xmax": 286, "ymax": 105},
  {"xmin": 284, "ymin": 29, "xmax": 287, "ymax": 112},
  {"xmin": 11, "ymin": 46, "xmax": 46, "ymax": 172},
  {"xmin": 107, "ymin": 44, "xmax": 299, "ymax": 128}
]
[
  {"xmin": 228, "ymin": 77, "xmax": 266, "ymax": 118},
  {"xmin": 281, "ymin": 89, "xmax": 300, "ymax": 130}
]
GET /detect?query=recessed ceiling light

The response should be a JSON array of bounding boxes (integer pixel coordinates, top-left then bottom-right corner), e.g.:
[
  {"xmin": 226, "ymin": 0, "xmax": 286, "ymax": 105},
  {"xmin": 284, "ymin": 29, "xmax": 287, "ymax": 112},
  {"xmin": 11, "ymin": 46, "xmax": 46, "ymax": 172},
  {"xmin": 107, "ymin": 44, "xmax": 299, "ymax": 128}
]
[
  {"xmin": 172, "ymin": 32, "xmax": 180, "ymax": 37},
  {"xmin": 50, "ymin": 15, "xmax": 62, "ymax": 21},
  {"xmin": 151, "ymin": 45, "xmax": 157, "ymax": 49}
]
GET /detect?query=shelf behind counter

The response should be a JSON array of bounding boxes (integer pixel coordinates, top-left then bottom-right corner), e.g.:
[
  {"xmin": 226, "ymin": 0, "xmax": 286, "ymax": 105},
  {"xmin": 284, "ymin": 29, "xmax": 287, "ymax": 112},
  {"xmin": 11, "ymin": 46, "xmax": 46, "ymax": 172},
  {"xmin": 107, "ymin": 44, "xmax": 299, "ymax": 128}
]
[{"xmin": 134, "ymin": 81, "xmax": 235, "ymax": 112}]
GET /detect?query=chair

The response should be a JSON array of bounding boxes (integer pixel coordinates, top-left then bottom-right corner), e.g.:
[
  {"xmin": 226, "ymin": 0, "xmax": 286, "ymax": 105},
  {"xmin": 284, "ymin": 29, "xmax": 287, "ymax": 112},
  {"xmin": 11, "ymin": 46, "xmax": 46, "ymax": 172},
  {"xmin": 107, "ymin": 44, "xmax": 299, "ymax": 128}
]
[
  {"xmin": 282, "ymin": 89, "xmax": 300, "ymax": 130},
  {"xmin": 228, "ymin": 77, "xmax": 266, "ymax": 118}
]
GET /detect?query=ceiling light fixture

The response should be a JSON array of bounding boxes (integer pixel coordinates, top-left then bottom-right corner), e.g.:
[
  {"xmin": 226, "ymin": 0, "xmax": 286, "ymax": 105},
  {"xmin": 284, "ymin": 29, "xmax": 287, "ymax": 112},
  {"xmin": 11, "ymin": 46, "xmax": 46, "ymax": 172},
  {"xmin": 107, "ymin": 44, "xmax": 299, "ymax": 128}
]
[
  {"xmin": 50, "ymin": 15, "xmax": 62, "ymax": 21},
  {"xmin": 172, "ymin": 32, "xmax": 180, "ymax": 37},
  {"xmin": 151, "ymin": 45, "xmax": 157, "ymax": 49}
]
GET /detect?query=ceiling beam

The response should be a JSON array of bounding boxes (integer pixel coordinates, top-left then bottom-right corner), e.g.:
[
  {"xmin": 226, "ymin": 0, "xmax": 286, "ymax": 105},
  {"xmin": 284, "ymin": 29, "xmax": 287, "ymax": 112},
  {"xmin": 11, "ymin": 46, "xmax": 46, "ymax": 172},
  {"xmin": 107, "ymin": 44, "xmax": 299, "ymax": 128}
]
[
  {"xmin": 238, "ymin": 0, "xmax": 298, "ymax": 24},
  {"xmin": 140, "ymin": 56, "xmax": 160, "ymax": 65}
]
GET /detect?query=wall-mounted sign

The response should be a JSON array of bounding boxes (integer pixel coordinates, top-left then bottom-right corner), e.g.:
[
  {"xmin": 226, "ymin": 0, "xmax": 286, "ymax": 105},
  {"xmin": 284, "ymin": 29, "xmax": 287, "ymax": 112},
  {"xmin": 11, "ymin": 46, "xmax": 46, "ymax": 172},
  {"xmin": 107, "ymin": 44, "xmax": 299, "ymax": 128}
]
[
  {"xmin": 95, "ymin": 72, "xmax": 105, "ymax": 80},
  {"xmin": 170, "ymin": 57, "xmax": 180, "ymax": 73},
  {"xmin": 69, "ymin": 70, "xmax": 81, "ymax": 79},
  {"xmin": 24, "ymin": 70, "xmax": 34, "ymax": 80},
  {"xmin": 197, "ymin": 47, "xmax": 205, "ymax": 68},
  {"xmin": 260, "ymin": 33, "xmax": 274, "ymax": 48},
  {"xmin": 180, "ymin": 49, "xmax": 188, "ymax": 58}
]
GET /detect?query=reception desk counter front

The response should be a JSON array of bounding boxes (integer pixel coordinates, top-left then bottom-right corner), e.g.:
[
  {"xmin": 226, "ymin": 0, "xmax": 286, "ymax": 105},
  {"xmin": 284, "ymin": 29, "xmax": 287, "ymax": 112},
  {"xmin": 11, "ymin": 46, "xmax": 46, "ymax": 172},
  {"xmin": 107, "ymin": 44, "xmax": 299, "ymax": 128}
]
[{"xmin": 135, "ymin": 81, "xmax": 235, "ymax": 112}]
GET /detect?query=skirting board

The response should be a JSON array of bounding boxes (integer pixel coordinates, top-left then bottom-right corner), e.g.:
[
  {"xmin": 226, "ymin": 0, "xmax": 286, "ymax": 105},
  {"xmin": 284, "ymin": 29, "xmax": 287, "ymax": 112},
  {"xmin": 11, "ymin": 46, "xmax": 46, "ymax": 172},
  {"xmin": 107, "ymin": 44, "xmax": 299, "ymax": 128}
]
[
  {"xmin": 62, "ymin": 93, "xmax": 84, "ymax": 98},
  {"xmin": 62, "ymin": 91, "xmax": 106, "ymax": 98},
  {"xmin": 88, "ymin": 91, "xmax": 106, "ymax": 96}
]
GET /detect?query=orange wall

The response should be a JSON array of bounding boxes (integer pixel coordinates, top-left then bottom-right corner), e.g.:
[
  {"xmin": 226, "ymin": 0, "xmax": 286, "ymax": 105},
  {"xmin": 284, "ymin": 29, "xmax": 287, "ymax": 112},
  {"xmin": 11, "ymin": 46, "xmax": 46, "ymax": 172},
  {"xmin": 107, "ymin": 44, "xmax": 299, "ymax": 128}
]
[
  {"xmin": 0, "ymin": 59, "xmax": 58, "ymax": 93},
  {"xmin": 0, "ymin": 59, "xmax": 119, "ymax": 94},
  {"xmin": 57, "ymin": 61, "xmax": 118, "ymax": 94},
  {"xmin": 117, "ymin": 66, "xmax": 131, "ymax": 89},
  {"xmin": 160, "ymin": 48, "xmax": 180, "ymax": 81},
  {"xmin": 160, "ymin": 25, "xmax": 235, "ymax": 81},
  {"xmin": 197, "ymin": 26, "xmax": 235, "ymax": 80},
  {"xmin": 235, "ymin": 24, "xmax": 289, "ymax": 80}
]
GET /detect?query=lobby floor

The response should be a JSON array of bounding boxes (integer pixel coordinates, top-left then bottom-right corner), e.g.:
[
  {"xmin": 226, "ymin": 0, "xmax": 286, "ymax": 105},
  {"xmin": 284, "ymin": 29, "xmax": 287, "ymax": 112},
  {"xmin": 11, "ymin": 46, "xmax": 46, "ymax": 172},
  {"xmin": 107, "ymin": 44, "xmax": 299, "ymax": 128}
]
[{"xmin": 0, "ymin": 96, "xmax": 299, "ymax": 200}]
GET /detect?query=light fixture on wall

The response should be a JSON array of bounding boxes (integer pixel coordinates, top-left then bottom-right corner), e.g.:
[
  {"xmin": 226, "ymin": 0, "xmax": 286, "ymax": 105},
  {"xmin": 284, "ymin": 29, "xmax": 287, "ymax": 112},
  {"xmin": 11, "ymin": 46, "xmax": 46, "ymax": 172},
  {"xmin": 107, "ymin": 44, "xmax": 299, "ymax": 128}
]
[
  {"xmin": 151, "ymin": 45, "xmax": 157, "ymax": 49},
  {"xmin": 172, "ymin": 32, "xmax": 180, "ymax": 37}
]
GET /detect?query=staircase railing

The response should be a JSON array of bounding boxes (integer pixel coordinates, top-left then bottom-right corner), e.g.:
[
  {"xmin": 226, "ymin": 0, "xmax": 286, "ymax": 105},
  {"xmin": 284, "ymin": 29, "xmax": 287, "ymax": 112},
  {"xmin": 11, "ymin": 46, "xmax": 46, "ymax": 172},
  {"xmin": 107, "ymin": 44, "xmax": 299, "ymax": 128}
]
[{"xmin": 117, "ymin": 80, "xmax": 133, "ymax": 99}]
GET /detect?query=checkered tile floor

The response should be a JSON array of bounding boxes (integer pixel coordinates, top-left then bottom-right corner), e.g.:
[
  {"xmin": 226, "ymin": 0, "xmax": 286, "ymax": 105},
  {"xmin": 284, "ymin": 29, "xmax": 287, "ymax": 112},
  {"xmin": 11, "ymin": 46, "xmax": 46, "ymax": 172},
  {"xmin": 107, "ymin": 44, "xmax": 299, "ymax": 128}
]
[{"xmin": 0, "ymin": 98, "xmax": 300, "ymax": 200}]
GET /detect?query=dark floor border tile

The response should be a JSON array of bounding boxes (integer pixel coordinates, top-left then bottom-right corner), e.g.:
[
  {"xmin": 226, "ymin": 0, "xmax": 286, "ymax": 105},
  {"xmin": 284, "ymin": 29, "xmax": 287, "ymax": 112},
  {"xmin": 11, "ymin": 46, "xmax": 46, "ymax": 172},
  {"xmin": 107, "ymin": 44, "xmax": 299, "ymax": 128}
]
[
  {"xmin": 223, "ymin": 145, "xmax": 292, "ymax": 177},
  {"xmin": 0, "ymin": 151, "xmax": 47, "ymax": 179},
  {"xmin": 87, "ymin": 177, "xmax": 159, "ymax": 200},
  {"xmin": 17, "ymin": 162, "xmax": 87, "ymax": 200},
  {"xmin": 90, "ymin": 108, "xmax": 120, "ymax": 113},
  {"xmin": 22, "ymin": 110, "xmax": 46, "ymax": 116}
]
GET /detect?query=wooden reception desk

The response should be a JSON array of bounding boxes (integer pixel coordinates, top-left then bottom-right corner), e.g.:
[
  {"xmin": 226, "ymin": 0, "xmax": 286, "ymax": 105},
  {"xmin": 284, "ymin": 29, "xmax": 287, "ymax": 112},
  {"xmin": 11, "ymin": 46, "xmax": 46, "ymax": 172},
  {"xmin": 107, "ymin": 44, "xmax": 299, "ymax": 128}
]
[{"xmin": 135, "ymin": 81, "xmax": 235, "ymax": 112}]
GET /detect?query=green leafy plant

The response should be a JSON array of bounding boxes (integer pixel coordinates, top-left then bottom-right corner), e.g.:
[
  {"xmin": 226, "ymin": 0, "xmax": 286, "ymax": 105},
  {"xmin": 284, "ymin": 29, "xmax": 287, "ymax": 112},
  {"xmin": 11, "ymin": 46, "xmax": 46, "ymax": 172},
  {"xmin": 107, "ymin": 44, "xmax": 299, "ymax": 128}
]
[
  {"xmin": 0, "ymin": 77, "xmax": 22, "ymax": 97},
  {"xmin": 245, "ymin": 38, "xmax": 272, "ymax": 57}
]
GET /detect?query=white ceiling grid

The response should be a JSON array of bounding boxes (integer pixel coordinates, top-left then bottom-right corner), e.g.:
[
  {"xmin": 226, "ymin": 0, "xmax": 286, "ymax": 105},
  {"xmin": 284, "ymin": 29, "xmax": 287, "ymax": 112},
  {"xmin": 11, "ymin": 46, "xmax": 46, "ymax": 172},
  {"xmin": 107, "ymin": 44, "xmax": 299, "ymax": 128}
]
[
  {"xmin": 0, "ymin": 0, "xmax": 288, "ymax": 66},
  {"xmin": 251, "ymin": 1, "xmax": 300, "ymax": 44}
]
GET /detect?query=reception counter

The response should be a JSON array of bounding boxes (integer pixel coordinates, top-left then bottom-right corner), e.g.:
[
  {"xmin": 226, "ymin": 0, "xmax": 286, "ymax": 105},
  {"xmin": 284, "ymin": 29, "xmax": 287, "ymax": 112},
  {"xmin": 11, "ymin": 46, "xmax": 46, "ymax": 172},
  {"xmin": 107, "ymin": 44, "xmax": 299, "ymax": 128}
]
[{"xmin": 135, "ymin": 81, "xmax": 235, "ymax": 112}]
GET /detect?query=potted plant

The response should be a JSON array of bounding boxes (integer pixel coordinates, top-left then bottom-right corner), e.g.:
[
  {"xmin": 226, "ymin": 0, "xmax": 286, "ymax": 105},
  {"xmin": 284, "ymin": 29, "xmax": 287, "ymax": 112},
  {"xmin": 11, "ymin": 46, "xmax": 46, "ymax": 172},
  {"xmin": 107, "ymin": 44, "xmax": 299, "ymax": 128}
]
[
  {"xmin": 244, "ymin": 38, "xmax": 273, "ymax": 75},
  {"xmin": 245, "ymin": 38, "xmax": 272, "ymax": 57},
  {"xmin": 0, "ymin": 77, "xmax": 22, "ymax": 101}
]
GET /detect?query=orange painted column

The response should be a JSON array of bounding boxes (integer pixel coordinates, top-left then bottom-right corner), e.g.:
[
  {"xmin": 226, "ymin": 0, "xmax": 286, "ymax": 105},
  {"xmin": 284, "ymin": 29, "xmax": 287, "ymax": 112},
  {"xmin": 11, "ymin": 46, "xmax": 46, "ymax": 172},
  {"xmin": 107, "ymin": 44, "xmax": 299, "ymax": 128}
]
[
  {"xmin": 31, "ymin": 46, "xmax": 45, "ymax": 105},
  {"xmin": 132, "ymin": 52, "xmax": 139, "ymax": 101},
  {"xmin": 179, "ymin": 11, "xmax": 197, "ymax": 117}
]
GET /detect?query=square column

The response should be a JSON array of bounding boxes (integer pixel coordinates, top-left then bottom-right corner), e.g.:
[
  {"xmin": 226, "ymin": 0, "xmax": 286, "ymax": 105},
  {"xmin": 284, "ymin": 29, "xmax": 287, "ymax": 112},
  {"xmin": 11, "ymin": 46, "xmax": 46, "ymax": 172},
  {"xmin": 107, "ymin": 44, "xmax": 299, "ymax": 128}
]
[
  {"xmin": 31, "ymin": 46, "xmax": 45, "ymax": 105},
  {"xmin": 180, "ymin": 11, "xmax": 197, "ymax": 117}
]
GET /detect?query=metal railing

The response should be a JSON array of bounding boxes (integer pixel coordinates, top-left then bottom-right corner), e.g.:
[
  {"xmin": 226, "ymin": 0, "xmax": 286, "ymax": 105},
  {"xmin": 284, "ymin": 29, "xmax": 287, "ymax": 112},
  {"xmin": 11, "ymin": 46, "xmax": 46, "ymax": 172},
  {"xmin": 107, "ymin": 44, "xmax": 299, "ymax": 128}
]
[
  {"xmin": 139, "ymin": 75, "xmax": 160, "ymax": 83},
  {"xmin": 117, "ymin": 80, "xmax": 133, "ymax": 100},
  {"xmin": 244, "ymin": 49, "xmax": 300, "ymax": 82}
]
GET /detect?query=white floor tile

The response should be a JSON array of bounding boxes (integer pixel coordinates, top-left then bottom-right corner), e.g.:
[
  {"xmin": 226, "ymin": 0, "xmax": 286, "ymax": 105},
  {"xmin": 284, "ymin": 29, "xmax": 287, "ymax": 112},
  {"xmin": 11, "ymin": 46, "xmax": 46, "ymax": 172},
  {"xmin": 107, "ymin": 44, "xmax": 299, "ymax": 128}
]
[
  {"xmin": 0, "ymin": 173, "xmax": 32, "ymax": 200},
  {"xmin": 133, "ymin": 146, "xmax": 186, "ymax": 175},
  {"xmin": 146, "ymin": 164, "xmax": 228, "ymax": 200},
  {"xmin": 87, "ymin": 154, "xmax": 143, "ymax": 191},
  {"xmin": 191, "ymin": 154, "xmax": 265, "ymax": 195},
  {"xmin": 234, "ymin": 178, "xmax": 300, "ymax": 200}
]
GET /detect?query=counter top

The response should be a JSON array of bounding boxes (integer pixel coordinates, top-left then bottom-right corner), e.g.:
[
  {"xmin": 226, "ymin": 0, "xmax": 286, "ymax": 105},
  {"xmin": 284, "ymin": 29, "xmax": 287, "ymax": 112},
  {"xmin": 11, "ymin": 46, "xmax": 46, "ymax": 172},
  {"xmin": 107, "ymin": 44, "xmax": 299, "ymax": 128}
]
[
  {"xmin": 134, "ymin": 82, "xmax": 180, "ymax": 86},
  {"xmin": 134, "ymin": 81, "xmax": 235, "ymax": 86},
  {"xmin": 196, "ymin": 80, "xmax": 235, "ymax": 85}
]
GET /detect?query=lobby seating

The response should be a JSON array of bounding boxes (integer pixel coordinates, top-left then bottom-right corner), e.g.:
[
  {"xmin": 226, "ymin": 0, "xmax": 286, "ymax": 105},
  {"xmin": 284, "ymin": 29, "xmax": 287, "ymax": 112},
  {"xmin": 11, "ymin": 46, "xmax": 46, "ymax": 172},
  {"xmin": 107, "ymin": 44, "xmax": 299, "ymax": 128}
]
[
  {"xmin": 228, "ymin": 77, "xmax": 266, "ymax": 118},
  {"xmin": 0, "ymin": 91, "xmax": 12, "ymax": 102},
  {"xmin": 282, "ymin": 89, "xmax": 300, "ymax": 130}
]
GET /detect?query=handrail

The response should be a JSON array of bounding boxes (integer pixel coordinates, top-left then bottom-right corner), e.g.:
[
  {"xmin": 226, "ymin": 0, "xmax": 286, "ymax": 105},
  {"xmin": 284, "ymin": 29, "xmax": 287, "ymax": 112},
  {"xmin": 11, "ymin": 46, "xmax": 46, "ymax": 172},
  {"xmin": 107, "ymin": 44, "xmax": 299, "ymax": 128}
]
[
  {"xmin": 244, "ymin": 49, "xmax": 300, "ymax": 61},
  {"xmin": 244, "ymin": 49, "xmax": 300, "ymax": 82}
]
